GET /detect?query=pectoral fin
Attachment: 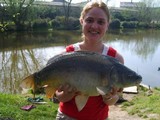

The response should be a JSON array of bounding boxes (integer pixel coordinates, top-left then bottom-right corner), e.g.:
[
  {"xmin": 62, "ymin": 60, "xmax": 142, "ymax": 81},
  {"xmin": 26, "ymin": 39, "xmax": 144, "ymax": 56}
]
[
  {"xmin": 20, "ymin": 74, "xmax": 35, "ymax": 89},
  {"xmin": 44, "ymin": 86, "xmax": 56, "ymax": 98},
  {"xmin": 20, "ymin": 74, "xmax": 35, "ymax": 94},
  {"xmin": 96, "ymin": 86, "xmax": 111, "ymax": 95},
  {"xmin": 75, "ymin": 95, "xmax": 89, "ymax": 111}
]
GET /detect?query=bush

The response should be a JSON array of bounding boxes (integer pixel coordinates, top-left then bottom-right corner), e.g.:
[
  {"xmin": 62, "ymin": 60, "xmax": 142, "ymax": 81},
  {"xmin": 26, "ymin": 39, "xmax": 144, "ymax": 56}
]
[
  {"xmin": 51, "ymin": 16, "xmax": 65, "ymax": 30},
  {"xmin": 32, "ymin": 19, "xmax": 50, "ymax": 29},
  {"xmin": 111, "ymin": 12, "xmax": 125, "ymax": 21},
  {"xmin": 67, "ymin": 17, "xmax": 80, "ymax": 30},
  {"xmin": 51, "ymin": 16, "xmax": 80, "ymax": 30},
  {"xmin": 122, "ymin": 21, "xmax": 138, "ymax": 29},
  {"xmin": 155, "ymin": 23, "xmax": 160, "ymax": 29},
  {"xmin": 109, "ymin": 19, "xmax": 121, "ymax": 29},
  {"xmin": 0, "ymin": 24, "xmax": 7, "ymax": 32},
  {"xmin": 5, "ymin": 22, "xmax": 16, "ymax": 31},
  {"xmin": 137, "ymin": 22, "xmax": 151, "ymax": 29},
  {"xmin": 152, "ymin": 23, "xmax": 160, "ymax": 29}
]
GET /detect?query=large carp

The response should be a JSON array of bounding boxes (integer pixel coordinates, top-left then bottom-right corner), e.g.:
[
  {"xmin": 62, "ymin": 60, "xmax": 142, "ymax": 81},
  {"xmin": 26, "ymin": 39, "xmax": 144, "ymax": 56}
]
[{"xmin": 20, "ymin": 51, "xmax": 142, "ymax": 111}]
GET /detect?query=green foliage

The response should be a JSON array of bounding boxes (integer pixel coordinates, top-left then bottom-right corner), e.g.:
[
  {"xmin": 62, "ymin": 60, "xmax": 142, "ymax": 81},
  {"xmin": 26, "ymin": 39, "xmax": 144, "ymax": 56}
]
[
  {"xmin": 111, "ymin": 12, "xmax": 125, "ymax": 21},
  {"xmin": 154, "ymin": 23, "xmax": 160, "ymax": 29},
  {"xmin": 67, "ymin": 17, "xmax": 80, "ymax": 30},
  {"xmin": 34, "ymin": 6, "xmax": 61, "ymax": 19},
  {"xmin": 1, "ymin": 0, "xmax": 35, "ymax": 30},
  {"xmin": 51, "ymin": 16, "xmax": 80, "ymax": 30},
  {"xmin": 136, "ymin": 1, "xmax": 153, "ymax": 23},
  {"xmin": 154, "ymin": 87, "xmax": 160, "ymax": 91},
  {"xmin": 51, "ymin": 16, "xmax": 65, "ymax": 29},
  {"xmin": 122, "ymin": 11, "xmax": 138, "ymax": 22},
  {"xmin": 122, "ymin": 87, "xmax": 160, "ymax": 119},
  {"xmin": 32, "ymin": 19, "xmax": 50, "ymax": 29},
  {"xmin": 0, "ymin": 24, "xmax": 7, "ymax": 32},
  {"xmin": 109, "ymin": 19, "xmax": 121, "ymax": 29},
  {"xmin": 0, "ymin": 93, "xmax": 58, "ymax": 120},
  {"xmin": 137, "ymin": 22, "xmax": 150, "ymax": 29},
  {"xmin": 0, "ymin": 0, "xmax": 160, "ymax": 31},
  {"xmin": 122, "ymin": 21, "xmax": 138, "ymax": 29},
  {"xmin": 4, "ymin": 22, "xmax": 16, "ymax": 31},
  {"xmin": 111, "ymin": 10, "xmax": 139, "ymax": 22}
]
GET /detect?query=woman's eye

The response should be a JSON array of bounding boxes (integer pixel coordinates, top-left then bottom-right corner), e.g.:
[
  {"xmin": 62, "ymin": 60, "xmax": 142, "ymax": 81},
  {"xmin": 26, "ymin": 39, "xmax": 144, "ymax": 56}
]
[
  {"xmin": 85, "ymin": 19, "xmax": 93, "ymax": 23},
  {"xmin": 98, "ymin": 20, "xmax": 105, "ymax": 25}
]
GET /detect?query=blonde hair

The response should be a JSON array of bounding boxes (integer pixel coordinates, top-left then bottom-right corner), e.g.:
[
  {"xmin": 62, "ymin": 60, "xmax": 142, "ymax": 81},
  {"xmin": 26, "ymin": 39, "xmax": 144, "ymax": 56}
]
[{"xmin": 79, "ymin": 1, "xmax": 110, "ymax": 22}]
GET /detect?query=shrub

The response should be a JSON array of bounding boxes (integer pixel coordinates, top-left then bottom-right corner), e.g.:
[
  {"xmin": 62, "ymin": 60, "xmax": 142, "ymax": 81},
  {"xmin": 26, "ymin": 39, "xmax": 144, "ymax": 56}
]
[
  {"xmin": 67, "ymin": 17, "xmax": 80, "ymax": 30},
  {"xmin": 137, "ymin": 22, "xmax": 150, "ymax": 29},
  {"xmin": 154, "ymin": 23, "xmax": 160, "ymax": 29},
  {"xmin": 122, "ymin": 21, "xmax": 138, "ymax": 29},
  {"xmin": 51, "ymin": 16, "xmax": 80, "ymax": 30},
  {"xmin": 32, "ymin": 19, "xmax": 50, "ymax": 29},
  {"xmin": 5, "ymin": 22, "xmax": 16, "ymax": 31},
  {"xmin": 109, "ymin": 19, "xmax": 121, "ymax": 29},
  {"xmin": 51, "ymin": 16, "xmax": 65, "ymax": 30}
]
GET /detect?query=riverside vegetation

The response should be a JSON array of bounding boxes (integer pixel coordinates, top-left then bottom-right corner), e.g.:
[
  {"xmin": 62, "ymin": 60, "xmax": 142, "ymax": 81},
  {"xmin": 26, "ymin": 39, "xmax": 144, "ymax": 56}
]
[
  {"xmin": 0, "ymin": 93, "xmax": 58, "ymax": 120},
  {"xmin": 122, "ymin": 86, "xmax": 160, "ymax": 119},
  {"xmin": 0, "ymin": 0, "xmax": 160, "ymax": 32},
  {"xmin": 0, "ymin": 86, "xmax": 160, "ymax": 120}
]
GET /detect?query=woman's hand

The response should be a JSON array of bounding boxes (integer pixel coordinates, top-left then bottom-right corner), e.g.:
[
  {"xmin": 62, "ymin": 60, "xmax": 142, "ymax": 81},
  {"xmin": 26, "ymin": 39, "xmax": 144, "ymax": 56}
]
[
  {"xmin": 103, "ymin": 87, "xmax": 123, "ymax": 105},
  {"xmin": 55, "ymin": 83, "xmax": 78, "ymax": 102}
]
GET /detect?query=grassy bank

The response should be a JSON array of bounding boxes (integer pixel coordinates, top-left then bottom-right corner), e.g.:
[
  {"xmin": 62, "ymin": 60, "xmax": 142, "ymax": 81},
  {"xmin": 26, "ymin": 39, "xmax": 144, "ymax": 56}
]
[
  {"xmin": 122, "ymin": 87, "xmax": 160, "ymax": 119},
  {"xmin": 1, "ymin": 87, "xmax": 160, "ymax": 120},
  {"xmin": 0, "ymin": 93, "xmax": 58, "ymax": 120}
]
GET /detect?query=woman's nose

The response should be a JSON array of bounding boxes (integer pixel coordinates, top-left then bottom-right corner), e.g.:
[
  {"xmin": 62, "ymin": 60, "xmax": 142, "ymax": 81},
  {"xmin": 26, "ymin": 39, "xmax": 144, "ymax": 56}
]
[{"xmin": 91, "ymin": 22, "xmax": 98, "ymax": 28}]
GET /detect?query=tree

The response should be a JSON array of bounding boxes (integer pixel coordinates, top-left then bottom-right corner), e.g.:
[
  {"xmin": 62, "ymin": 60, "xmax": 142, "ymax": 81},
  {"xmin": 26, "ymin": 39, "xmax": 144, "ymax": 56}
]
[
  {"xmin": 0, "ymin": 2, "xmax": 6, "ymax": 31},
  {"xmin": 136, "ymin": 0, "xmax": 158, "ymax": 23},
  {"xmin": 3, "ymin": 0, "xmax": 35, "ymax": 30},
  {"xmin": 105, "ymin": 0, "xmax": 110, "ymax": 4},
  {"xmin": 153, "ymin": 8, "xmax": 160, "ymax": 23},
  {"xmin": 63, "ymin": 0, "xmax": 72, "ymax": 29}
]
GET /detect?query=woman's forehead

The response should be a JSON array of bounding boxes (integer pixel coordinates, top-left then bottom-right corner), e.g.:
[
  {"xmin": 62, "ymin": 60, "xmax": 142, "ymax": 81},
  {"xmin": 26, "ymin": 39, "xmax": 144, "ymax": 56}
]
[{"xmin": 84, "ymin": 7, "xmax": 108, "ymax": 20}]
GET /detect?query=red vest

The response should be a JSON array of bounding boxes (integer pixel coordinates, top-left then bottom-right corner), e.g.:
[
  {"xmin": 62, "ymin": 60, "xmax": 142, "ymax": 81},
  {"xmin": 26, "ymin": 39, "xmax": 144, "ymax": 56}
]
[{"xmin": 60, "ymin": 44, "xmax": 117, "ymax": 120}]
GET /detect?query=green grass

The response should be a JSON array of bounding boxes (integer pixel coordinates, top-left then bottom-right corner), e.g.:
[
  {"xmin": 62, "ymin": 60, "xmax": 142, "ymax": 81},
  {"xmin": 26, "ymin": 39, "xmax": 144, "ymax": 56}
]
[
  {"xmin": 122, "ymin": 87, "xmax": 160, "ymax": 119},
  {"xmin": 1, "ymin": 87, "xmax": 160, "ymax": 120},
  {"xmin": 0, "ymin": 93, "xmax": 58, "ymax": 120}
]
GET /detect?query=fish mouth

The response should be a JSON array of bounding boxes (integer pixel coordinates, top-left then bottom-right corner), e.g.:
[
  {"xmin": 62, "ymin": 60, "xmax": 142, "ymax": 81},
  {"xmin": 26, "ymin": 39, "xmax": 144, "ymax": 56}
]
[{"xmin": 135, "ymin": 75, "xmax": 142, "ymax": 85}]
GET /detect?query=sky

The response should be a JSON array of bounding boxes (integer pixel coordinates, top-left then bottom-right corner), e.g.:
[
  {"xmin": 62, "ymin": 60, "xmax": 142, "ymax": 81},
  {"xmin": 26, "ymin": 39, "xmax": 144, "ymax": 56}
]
[
  {"xmin": 44, "ymin": 0, "xmax": 160, "ymax": 7},
  {"xmin": 71, "ymin": 0, "xmax": 140, "ymax": 7},
  {"xmin": 45, "ymin": 0, "xmax": 141, "ymax": 7}
]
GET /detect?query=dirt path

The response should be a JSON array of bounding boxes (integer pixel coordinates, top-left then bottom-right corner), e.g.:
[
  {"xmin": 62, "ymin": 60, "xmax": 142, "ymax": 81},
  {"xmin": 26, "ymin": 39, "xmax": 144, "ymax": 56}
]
[
  {"xmin": 108, "ymin": 93, "xmax": 144, "ymax": 120},
  {"xmin": 109, "ymin": 105, "xmax": 143, "ymax": 120}
]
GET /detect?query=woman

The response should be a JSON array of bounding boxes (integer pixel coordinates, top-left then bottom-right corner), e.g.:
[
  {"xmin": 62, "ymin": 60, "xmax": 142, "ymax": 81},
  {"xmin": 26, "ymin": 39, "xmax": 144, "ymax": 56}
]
[{"xmin": 55, "ymin": 1, "xmax": 124, "ymax": 120}]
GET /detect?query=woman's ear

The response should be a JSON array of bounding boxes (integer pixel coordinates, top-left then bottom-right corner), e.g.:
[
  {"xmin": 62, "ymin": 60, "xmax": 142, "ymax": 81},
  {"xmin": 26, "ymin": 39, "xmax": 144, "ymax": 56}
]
[{"xmin": 80, "ymin": 18, "xmax": 83, "ymax": 25}]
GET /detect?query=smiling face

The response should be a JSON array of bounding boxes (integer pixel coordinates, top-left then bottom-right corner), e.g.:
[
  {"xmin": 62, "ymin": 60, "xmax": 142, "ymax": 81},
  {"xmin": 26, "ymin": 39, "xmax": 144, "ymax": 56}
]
[{"xmin": 80, "ymin": 7, "xmax": 109, "ymax": 42}]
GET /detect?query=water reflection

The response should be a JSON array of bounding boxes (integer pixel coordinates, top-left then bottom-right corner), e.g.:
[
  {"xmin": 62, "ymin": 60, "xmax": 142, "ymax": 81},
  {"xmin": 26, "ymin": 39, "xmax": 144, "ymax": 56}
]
[
  {"xmin": 105, "ymin": 29, "xmax": 160, "ymax": 87},
  {"xmin": 0, "ymin": 30, "xmax": 160, "ymax": 94},
  {"xmin": 0, "ymin": 30, "xmax": 81, "ymax": 50},
  {"xmin": 106, "ymin": 29, "xmax": 160, "ymax": 60},
  {"xmin": 1, "ymin": 48, "xmax": 42, "ymax": 93}
]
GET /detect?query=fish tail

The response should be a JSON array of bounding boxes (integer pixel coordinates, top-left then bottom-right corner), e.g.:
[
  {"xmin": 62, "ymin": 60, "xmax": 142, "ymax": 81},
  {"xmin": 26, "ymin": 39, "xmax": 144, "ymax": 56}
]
[{"xmin": 20, "ymin": 74, "xmax": 35, "ymax": 90}]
